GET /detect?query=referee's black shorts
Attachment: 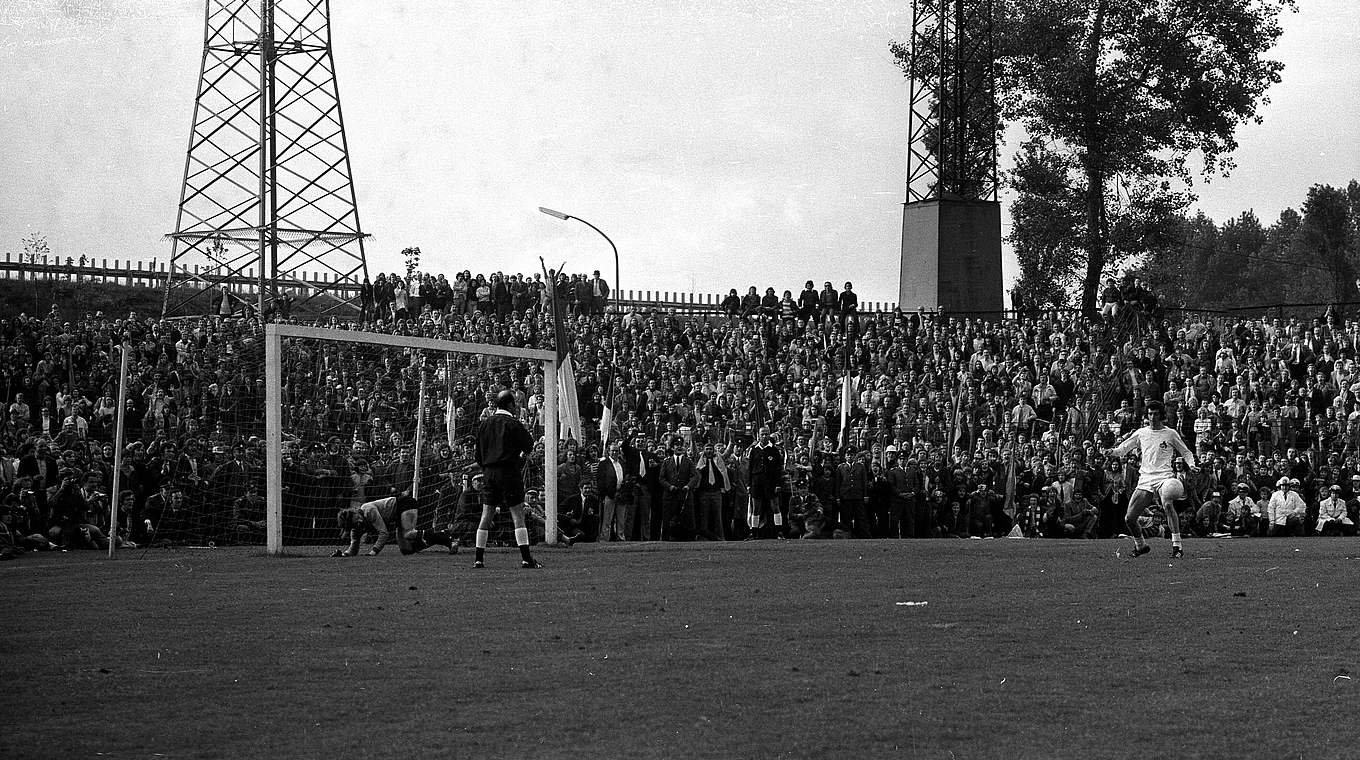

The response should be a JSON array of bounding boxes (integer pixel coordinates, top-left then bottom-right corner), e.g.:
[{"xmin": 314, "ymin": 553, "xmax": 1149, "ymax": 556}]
[{"xmin": 481, "ymin": 466, "xmax": 525, "ymax": 508}]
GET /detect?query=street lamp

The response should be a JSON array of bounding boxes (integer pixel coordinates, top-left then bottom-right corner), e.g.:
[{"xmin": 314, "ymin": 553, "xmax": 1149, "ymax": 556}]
[
  {"xmin": 540, "ymin": 205, "xmax": 623, "ymax": 453},
  {"xmin": 538, "ymin": 206, "xmax": 619, "ymax": 314}
]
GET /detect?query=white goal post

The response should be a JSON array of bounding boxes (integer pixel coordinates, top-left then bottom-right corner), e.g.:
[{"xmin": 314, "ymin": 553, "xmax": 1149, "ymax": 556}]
[{"xmin": 263, "ymin": 323, "xmax": 559, "ymax": 556}]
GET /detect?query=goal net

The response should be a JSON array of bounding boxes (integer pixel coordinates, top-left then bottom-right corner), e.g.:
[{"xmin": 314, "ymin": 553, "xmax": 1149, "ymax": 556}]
[
  {"xmin": 122, "ymin": 323, "xmax": 559, "ymax": 554},
  {"xmin": 261, "ymin": 324, "xmax": 560, "ymax": 555}
]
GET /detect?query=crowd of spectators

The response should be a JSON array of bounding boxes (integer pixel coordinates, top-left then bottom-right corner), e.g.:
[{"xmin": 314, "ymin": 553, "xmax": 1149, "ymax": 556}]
[{"xmin": 3, "ymin": 267, "xmax": 1359, "ymax": 558}]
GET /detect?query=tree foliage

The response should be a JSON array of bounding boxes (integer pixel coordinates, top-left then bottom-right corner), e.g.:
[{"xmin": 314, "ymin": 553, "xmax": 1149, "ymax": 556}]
[
  {"xmin": 988, "ymin": 0, "xmax": 1295, "ymax": 310},
  {"xmin": 1133, "ymin": 181, "xmax": 1360, "ymax": 313}
]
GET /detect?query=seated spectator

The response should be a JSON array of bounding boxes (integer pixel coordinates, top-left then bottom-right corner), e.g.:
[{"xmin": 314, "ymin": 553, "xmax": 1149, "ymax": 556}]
[
  {"xmin": 1192, "ymin": 491, "xmax": 1224, "ymax": 537},
  {"xmin": 1056, "ymin": 491, "xmax": 1097, "ymax": 538},
  {"xmin": 1315, "ymin": 485, "xmax": 1356, "ymax": 536},
  {"xmin": 1267, "ymin": 477, "xmax": 1307, "ymax": 537},
  {"xmin": 1223, "ymin": 484, "xmax": 1257, "ymax": 536}
]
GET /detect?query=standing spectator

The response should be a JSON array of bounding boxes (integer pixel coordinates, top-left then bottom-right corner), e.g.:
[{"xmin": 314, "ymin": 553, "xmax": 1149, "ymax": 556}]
[
  {"xmin": 392, "ymin": 279, "xmax": 409, "ymax": 321},
  {"xmin": 589, "ymin": 270, "xmax": 610, "ymax": 316},
  {"xmin": 819, "ymin": 281, "xmax": 839, "ymax": 324},
  {"xmin": 658, "ymin": 437, "xmax": 696, "ymax": 540},
  {"xmin": 798, "ymin": 280, "xmax": 820, "ymax": 322},
  {"xmin": 407, "ymin": 273, "xmax": 423, "ymax": 316},
  {"xmin": 746, "ymin": 428, "xmax": 786, "ymax": 538},
  {"xmin": 358, "ymin": 277, "xmax": 374, "ymax": 323},
  {"xmin": 692, "ymin": 442, "xmax": 730, "ymax": 541},
  {"xmin": 883, "ymin": 447, "xmax": 914, "ymax": 538},
  {"xmin": 621, "ymin": 432, "xmax": 654, "ymax": 541},
  {"xmin": 1099, "ymin": 277, "xmax": 1121, "ymax": 320},
  {"xmin": 595, "ymin": 441, "xmax": 627, "ymax": 542},
  {"xmin": 838, "ymin": 282, "xmax": 859, "ymax": 328},
  {"xmin": 833, "ymin": 448, "xmax": 870, "ymax": 538}
]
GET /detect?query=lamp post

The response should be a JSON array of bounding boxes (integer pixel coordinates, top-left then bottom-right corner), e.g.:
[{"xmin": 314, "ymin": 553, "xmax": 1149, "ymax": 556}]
[
  {"xmin": 538, "ymin": 207, "xmax": 619, "ymax": 314},
  {"xmin": 540, "ymin": 206, "xmax": 622, "ymax": 454}
]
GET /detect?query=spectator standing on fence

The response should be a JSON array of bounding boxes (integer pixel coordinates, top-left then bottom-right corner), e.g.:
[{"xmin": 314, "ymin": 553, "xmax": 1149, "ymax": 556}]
[
  {"xmin": 838, "ymin": 282, "xmax": 859, "ymax": 328},
  {"xmin": 359, "ymin": 277, "xmax": 373, "ymax": 323},
  {"xmin": 589, "ymin": 270, "xmax": 610, "ymax": 315},
  {"xmin": 798, "ymin": 281, "xmax": 819, "ymax": 322},
  {"xmin": 819, "ymin": 282, "xmax": 839, "ymax": 324}
]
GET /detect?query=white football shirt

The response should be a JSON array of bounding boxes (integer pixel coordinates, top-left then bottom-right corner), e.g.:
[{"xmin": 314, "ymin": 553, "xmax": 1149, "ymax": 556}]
[{"xmin": 1111, "ymin": 425, "xmax": 1197, "ymax": 491}]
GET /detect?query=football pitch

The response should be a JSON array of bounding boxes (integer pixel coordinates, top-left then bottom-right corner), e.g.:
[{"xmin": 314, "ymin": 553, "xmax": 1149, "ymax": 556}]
[{"xmin": 3, "ymin": 539, "xmax": 1356, "ymax": 759}]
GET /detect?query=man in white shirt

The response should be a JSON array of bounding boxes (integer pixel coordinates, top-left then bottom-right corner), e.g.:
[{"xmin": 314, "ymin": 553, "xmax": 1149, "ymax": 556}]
[
  {"xmin": 1010, "ymin": 396, "xmax": 1037, "ymax": 437},
  {"xmin": 596, "ymin": 441, "xmax": 629, "ymax": 542},
  {"xmin": 1267, "ymin": 477, "xmax": 1307, "ymax": 537},
  {"xmin": 1104, "ymin": 400, "xmax": 1198, "ymax": 559}
]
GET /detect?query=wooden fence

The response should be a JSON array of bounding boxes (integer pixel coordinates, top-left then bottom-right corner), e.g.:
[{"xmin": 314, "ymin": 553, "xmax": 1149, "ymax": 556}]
[{"xmin": 0, "ymin": 254, "xmax": 903, "ymax": 312}]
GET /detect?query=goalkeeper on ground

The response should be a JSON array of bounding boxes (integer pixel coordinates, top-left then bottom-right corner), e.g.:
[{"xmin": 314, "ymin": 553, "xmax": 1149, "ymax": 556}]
[{"xmin": 332, "ymin": 493, "xmax": 456, "ymax": 556}]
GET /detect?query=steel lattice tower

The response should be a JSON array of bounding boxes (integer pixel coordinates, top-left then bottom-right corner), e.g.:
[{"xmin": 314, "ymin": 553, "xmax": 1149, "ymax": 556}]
[
  {"xmin": 165, "ymin": 0, "xmax": 368, "ymax": 317},
  {"xmin": 905, "ymin": 0, "xmax": 998, "ymax": 203},
  {"xmin": 899, "ymin": 0, "xmax": 1003, "ymax": 315}
]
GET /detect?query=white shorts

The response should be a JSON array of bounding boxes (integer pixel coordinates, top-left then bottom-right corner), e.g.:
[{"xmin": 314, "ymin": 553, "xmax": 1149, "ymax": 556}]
[{"xmin": 1136, "ymin": 477, "xmax": 1184, "ymax": 504}]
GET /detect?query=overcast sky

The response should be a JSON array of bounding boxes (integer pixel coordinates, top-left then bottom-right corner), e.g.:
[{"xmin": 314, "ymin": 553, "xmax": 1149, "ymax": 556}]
[{"xmin": 1, "ymin": 0, "xmax": 1357, "ymax": 305}]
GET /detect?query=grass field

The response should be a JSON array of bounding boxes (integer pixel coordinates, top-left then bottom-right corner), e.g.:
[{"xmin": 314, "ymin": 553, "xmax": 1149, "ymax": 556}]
[{"xmin": 3, "ymin": 538, "xmax": 1358, "ymax": 759}]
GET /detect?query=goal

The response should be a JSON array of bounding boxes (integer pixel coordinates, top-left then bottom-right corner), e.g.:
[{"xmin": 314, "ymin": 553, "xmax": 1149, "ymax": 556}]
[{"xmin": 262, "ymin": 324, "xmax": 560, "ymax": 555}]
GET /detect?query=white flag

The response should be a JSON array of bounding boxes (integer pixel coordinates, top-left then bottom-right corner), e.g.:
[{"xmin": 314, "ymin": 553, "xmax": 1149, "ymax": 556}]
[
  {"xmin": 557, "ymin": 354, "xmax": 584, "ymax": 443},
  {"xmin": 839, "ymin": 371, "xmax": 853, "ymax": 449},
  {"xmin": 600, "ymin": 403, "xmax": 614, "ymax": 450},
  {"xmin": 445, "ymin": 396, "xmax": 457, "ymax": 449}
]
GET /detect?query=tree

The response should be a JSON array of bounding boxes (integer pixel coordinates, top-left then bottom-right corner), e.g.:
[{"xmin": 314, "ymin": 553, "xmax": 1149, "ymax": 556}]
[
  {"xmin": 1132, "ymin": 183, "xmax": 1360, "ymax": 313},
  {"xmin": 1008, "ymin": 140, "xmax": 1084, "ymax": 309},
  {"xmin": 1296, "ymin": 183, "xmax": 1360, "ymax": 303},
  {"xmin": 990, "ymin": 0, "xmax": 1294, "ymax": 311}
]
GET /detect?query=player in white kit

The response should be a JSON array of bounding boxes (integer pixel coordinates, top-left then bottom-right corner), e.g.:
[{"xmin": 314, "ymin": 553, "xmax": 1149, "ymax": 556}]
[{"xmin": 1105, "ymin": 400, "xmax": 1198, "ymax": 558}]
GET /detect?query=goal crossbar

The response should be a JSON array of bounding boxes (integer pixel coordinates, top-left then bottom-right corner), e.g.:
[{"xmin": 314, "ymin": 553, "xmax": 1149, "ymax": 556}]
[{"xmin": 263, "ymin": 323, "xmax": 560, "ymax": 555}]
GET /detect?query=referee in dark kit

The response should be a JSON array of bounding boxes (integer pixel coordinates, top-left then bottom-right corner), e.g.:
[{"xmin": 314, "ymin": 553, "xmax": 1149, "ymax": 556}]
[{"xmin": 473, "ymin": 389, "xmax": 542, "ymax": 569}]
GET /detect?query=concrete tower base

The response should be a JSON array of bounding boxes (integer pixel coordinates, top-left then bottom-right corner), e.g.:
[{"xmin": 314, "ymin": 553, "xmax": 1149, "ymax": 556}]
[{"xmin": 899, "ymin": 199, "xmax": 1003, "ymax": 316}]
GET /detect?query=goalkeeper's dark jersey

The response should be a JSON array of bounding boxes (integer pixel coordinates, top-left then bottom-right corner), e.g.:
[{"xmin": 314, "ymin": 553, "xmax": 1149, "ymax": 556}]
[{"xmin": 476, "ymin": 411, "xmax": 532, "ymax": 470}]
